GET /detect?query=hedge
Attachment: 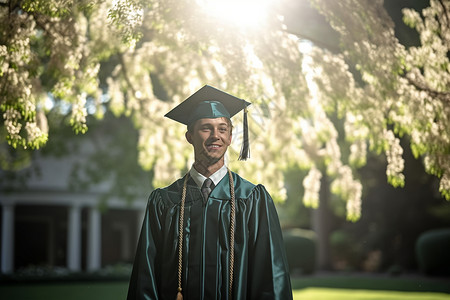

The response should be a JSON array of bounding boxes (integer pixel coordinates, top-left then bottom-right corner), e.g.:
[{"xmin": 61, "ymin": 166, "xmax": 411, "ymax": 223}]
[
  {"xmin": 415, "ymin": 228, "xmax": 450, "ymax": 276},
  {"xmin": 283, "ymin": 228, "xmax": 317, "ymax": 275}
]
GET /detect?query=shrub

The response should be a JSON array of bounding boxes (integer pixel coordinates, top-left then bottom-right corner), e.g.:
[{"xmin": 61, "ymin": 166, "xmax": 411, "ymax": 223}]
[
  {"xmin": 415, "ymin": 228, "xmax": 450, "ymax": 276},
  {"xmin": 282, "ymin": 228, "xmax": 317, "ymax": 275},
  {"xmin": 329, "ymin": 229, "xmax": 363, "ymax": 271}
]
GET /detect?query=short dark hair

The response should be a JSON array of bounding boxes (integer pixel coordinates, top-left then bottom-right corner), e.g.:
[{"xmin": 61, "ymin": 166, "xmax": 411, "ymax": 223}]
[{"xmin": 187, "ymin": 117, "xmax": 233, "ymax": 133}]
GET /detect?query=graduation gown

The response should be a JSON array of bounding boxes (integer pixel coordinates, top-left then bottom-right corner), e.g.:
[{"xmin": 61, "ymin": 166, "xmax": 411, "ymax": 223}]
[{"xmin": 127, "ymin": 171, "xmax": 292, "ymax": 300}]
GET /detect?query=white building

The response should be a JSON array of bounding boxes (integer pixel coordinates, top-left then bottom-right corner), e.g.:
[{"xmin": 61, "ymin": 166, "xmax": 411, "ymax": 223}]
[{"xmin": 0, "ymin": 128, "xmax": 148, "ymax": 274}]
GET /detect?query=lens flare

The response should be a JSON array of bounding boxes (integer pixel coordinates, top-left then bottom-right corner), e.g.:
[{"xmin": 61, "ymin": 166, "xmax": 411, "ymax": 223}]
[{"xmin": 196, "ymin": 0, "xmax": 274, "ymax": 29}]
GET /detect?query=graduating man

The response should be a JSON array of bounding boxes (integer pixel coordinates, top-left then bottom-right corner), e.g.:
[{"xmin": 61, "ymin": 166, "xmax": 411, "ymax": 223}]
[{"xmin": 127, "ymin": 85, "xmax": 292, "ymax": 300}]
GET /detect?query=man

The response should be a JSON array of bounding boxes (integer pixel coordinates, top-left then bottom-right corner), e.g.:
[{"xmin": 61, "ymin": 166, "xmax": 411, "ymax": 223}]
[{"xmin": 127, "ymin": 85, "xmax": 292, "ymax": 300}]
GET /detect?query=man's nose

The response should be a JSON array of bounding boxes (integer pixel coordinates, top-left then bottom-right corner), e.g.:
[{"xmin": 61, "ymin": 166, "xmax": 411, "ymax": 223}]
[{"xmin": 210, "ymin": 128, "xmax": 220, "ymax": 139}]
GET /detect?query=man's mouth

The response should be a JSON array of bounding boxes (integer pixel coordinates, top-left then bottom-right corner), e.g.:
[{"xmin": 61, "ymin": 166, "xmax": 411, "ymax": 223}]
[{"xmin": 207, "ymin": 144, "xmax": 221, "ymax": 150}]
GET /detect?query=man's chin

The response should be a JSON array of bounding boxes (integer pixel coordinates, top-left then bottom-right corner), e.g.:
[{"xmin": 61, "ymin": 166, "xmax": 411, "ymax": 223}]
[{"xmin": 197, "ymin": 155, "xmax": 223, "ymax": 166}]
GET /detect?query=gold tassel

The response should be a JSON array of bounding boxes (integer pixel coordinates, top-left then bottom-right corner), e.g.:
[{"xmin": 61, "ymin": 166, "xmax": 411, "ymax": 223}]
[{"xmin": 176, "ymin": 291, "xmax": 183, "ymax": 300}]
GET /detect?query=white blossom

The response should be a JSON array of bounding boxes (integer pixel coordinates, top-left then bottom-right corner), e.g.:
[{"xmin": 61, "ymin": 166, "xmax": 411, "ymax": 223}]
[{"xmin": 303, "ymin": 167, "xmax": 322, "ymax": 209}]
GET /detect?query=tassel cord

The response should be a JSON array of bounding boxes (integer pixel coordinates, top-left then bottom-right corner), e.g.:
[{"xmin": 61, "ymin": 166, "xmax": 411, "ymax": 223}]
[{"xmin": 238, "ymin": 107, "xmax": 250, "ymax": 161}]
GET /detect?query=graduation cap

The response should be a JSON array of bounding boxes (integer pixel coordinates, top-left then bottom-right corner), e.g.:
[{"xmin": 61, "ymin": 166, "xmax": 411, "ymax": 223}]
[{"xmin": 165, "ymin": 85, "xmax": 251, "ymax": 160}]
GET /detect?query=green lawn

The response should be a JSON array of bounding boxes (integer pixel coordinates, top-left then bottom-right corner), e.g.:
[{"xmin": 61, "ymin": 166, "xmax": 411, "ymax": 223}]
[
  {"xmin": 1, "ymin": 275, "xmax": 449, "ymax": 300},
  {"xmin": 0, "ymin": 282, "xmax": 129, "ymax": 300},
  {"xmin": 291, "ymin": 275, "xmax": 450, "ymax": 293},
  {"xmin": 291, "ymin": 275, "xmax": 450, "ymax": 300},
  {"xmin": 294, "ymin": 288, "xmax": 450, "ymax": 300}
]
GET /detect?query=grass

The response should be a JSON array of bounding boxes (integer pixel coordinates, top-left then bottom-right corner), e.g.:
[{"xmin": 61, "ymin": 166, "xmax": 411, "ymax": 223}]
[
  {"xmin": 1, "ymin": 274, "xmax": 449, "ymax": 300},
  {"xmin": 291, "ymin": 274, "xmax": 450, "ymax": 300},
  {"xmin": 294, "ymin": 288, "xmax": 450, "ymax": 300},
  {"xmin": 0, "ymin": 281, "xmax": 129, "ymax": 300},
  {"xmin": 291, "ymin": 274, "xmax": 450, "ymax": 293}
]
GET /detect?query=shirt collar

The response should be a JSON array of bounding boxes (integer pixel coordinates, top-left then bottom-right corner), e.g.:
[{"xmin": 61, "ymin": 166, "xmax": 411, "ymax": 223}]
[{"xmin": 189, "ymin": 164, "xmax": 228, "ymax": 188}]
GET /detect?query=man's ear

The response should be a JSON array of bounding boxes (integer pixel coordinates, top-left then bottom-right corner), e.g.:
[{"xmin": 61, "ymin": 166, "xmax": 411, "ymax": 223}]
[{"xmin": 185, "ymin": 131, "xmax": 193, "ymax": 144}]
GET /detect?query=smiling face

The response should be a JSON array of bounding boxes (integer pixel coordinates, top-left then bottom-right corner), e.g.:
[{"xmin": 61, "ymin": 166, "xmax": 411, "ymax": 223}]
[{"xmin": 186, "ymin": 117, "xmax": 232, "ymax": 171}]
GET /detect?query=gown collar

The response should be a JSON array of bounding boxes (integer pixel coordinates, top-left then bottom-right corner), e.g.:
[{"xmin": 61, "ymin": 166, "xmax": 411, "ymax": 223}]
[{"xmin": 189, "ymin": 164, "xmax": 228, "ymax": 188}]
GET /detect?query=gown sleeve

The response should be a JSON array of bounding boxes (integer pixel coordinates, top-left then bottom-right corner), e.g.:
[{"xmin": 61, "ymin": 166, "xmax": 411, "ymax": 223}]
[
  {"xmin": 247, "ymin": 185, "xmax": 293, "ymax": 300},
  {"xmin": 127, "ymin": 190, "xmax": 164, "ymax": 300}
]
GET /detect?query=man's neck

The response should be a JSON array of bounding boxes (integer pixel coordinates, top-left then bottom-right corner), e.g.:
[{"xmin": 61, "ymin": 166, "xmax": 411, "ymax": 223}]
[{"xmin": 193, "ymin": 160, "xmax": 224, "ymax": 178}]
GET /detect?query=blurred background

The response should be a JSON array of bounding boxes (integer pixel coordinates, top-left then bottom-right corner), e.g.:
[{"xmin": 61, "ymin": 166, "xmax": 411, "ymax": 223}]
[{"xmin": 1, "ymin": 0, "xmax": 450, "ymax": 299}]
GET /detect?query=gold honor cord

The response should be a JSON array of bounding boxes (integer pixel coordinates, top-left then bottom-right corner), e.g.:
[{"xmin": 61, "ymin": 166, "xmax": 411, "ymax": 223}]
[
  {"xmin": 228, "ymin": 169, "xmax": 236, "ymax": 297},
  {"xmin": 176, "ymin": 169, "xmax": 236, "ymax": 300},
  {"xmin": 176, "ymin": 174, "xmax": 189, "ymax": 300}
]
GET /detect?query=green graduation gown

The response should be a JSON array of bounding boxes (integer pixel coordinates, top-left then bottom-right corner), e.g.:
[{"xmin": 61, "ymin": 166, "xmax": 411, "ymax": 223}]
[{"xmin": 127, "ymin": 171, "xmax": 292, "ymax": 300}]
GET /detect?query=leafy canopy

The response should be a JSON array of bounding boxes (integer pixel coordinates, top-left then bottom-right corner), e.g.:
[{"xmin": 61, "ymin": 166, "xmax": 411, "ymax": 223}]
[{"xmin": 1, "ymin": 0, "xmax": 449, "ymax": 221}]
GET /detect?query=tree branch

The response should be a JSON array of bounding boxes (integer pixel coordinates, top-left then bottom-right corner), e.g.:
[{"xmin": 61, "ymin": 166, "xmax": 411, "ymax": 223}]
[
  {"xmin": 405, "ymin": 73, "xmax": 450, "ymax": 103},
  {"xmin": 117, "ymin": 53, "xmax": 139, "ymax": 101},
  {"xmin": 437, "ymin": 0, "xmax": 449, "ymax": 27},
  {"xmin": 436, "ymin": 0, "xmax": 450, "ymax": 45}
]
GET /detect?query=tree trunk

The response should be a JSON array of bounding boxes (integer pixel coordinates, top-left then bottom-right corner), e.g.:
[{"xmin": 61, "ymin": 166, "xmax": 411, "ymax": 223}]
[{"xmin": 312, "ymin": 173, "xmax": 332, "ymax": 270}]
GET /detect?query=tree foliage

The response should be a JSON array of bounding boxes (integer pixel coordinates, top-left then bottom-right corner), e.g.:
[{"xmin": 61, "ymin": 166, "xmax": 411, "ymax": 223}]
[
  {"xmin": 310, "ymin": 0, "xmax": 450, "ymax": 200},
  {"xmin": 1, "ymin": 0, "xmax": 449, "ymax": 221}
]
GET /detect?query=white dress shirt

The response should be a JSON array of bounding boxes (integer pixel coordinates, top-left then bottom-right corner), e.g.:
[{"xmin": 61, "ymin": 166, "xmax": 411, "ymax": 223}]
[{"xmin": 189, "ymin": 164, "xmax": 228, "ymax": 188}]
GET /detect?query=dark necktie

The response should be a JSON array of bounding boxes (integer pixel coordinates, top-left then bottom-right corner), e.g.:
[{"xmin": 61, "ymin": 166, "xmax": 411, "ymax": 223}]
[{"xmin": 201, "ymin": 178, "xmax": 214, "ymax": 202}]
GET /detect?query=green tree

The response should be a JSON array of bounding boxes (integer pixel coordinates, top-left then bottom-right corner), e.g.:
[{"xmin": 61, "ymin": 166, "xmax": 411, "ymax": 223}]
[{"xmin": 1, "ymin": 0, "xmax": 449, "ymax": 221}]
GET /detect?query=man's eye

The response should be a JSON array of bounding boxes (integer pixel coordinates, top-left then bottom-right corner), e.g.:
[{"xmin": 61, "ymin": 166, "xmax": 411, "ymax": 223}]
[{"xmin": 219, "ymin": 128, "xmax": 227, "ymax": 132}]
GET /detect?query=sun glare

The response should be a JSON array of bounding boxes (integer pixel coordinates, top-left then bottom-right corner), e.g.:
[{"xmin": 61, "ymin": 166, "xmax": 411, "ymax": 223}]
[{"xmin": 196, "ymin": 0, "xmax": 274, "ymax": 29}]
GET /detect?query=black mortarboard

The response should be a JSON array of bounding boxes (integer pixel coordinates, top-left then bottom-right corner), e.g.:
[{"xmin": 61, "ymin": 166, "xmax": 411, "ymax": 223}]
[{"xmin": 165, "ymin": 85, "xmax": 251, "ymax": 160}]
